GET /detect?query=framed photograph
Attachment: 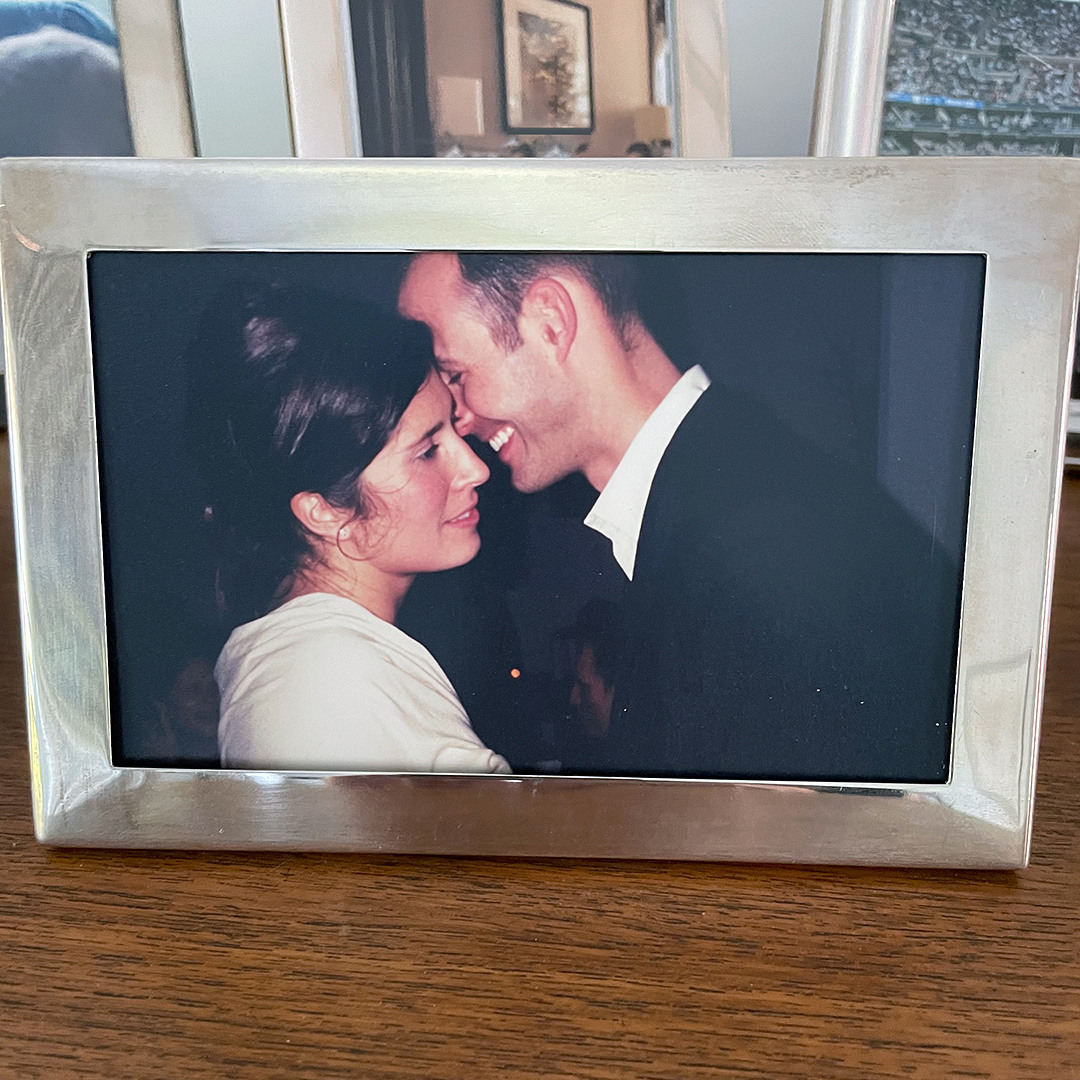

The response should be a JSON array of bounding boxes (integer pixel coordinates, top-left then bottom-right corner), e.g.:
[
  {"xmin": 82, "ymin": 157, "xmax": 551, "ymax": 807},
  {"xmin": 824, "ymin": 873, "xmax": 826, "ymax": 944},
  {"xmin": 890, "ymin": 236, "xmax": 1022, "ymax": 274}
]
[
  {"xmin": 278, "ymin": 0, "xmax": 730, "ymax": 158},
  {"xmin": 497, "ymin": 0, "xmax": 594, "ymax": 135},
  {"xmin": 879, "ymin": 0, "xmax": 1080, "ymax": 158},
  {"xmin": 2, "ymin": 156, "xmax": 1076, "ymax": 865}
]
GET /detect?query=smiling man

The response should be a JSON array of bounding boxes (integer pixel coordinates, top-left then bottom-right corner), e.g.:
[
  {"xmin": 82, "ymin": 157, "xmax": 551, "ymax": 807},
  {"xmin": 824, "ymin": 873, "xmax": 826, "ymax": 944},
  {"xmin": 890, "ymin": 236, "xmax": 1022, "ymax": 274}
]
[
  {"xmin": 399, "ymin": 252, "xmax": 692, "ymax": 499},
  {"xmin": 398, "ymin": 251, "xmax": 958, "ymax": 783}
]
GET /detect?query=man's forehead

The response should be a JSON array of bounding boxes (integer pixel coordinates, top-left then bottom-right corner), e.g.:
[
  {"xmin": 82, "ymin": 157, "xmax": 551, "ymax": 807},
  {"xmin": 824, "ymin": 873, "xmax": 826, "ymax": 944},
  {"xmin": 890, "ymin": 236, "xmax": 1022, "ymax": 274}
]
[
  {"xmin": 402, "ymin": 251, "xmax": 465, "ymax": 303},
  {"xmin": 404, "ymin": 254, "xmax": 501, "ymax": 347}
]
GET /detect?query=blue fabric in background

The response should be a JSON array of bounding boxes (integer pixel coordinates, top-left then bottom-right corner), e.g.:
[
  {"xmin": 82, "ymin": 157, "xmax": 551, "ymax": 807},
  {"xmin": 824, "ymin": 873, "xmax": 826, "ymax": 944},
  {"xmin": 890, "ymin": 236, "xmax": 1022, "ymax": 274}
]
[{"xmin": 0, "ymin": 1, "xmax": 117, "ymax": 46}]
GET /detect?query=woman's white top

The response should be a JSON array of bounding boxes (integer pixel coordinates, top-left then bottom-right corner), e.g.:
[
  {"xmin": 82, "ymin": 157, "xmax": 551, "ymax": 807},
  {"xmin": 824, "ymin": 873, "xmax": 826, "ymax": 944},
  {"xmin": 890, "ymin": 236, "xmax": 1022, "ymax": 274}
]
[{"xmin": 216, "ymin": 592, "xmax": 510, "ymax": 773}]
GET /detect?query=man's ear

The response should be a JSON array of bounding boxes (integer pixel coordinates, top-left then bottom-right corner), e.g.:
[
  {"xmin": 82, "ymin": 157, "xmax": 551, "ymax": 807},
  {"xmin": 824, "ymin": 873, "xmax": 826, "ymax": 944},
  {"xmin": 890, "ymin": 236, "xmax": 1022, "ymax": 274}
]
[
  {"xmin": 520, "ymin": 277, "xmax": 578, "ymax": 363},
  {"xmin": 289, "ymin": 490, "xmax": 351, "ymax": 542}
]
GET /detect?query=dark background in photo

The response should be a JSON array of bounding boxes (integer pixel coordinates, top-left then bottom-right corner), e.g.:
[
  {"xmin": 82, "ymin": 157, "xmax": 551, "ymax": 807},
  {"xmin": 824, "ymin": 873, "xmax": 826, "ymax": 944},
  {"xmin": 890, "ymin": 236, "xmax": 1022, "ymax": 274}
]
[{"xmin": 88, "ymin": 250, "xmax": 983, "ymax": 775}]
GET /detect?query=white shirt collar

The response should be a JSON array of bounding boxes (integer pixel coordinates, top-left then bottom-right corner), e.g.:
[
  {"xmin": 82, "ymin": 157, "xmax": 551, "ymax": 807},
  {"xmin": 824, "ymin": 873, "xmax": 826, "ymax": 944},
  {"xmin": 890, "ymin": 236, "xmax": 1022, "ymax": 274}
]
[{"xmin": 584, "ymin": 365, "xmax": 710, "ymax": 580}]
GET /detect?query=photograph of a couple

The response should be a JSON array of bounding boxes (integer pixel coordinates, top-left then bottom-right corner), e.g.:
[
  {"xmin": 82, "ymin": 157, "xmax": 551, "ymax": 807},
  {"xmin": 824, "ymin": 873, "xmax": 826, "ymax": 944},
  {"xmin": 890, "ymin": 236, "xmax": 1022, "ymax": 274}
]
[{"xmin": 90, "ymin": 248, "xmax": 984, "ymax": 784}]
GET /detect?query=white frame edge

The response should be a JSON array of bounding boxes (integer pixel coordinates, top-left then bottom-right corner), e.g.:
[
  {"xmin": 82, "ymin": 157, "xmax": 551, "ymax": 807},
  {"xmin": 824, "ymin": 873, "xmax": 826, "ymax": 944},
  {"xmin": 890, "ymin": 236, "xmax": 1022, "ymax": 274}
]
[
  {"xmin": 667, "ymin": 0, "xmax": 731, "ymax": 157},
  {"xmin": 113, "ymin": 0, "xmax": 197, "ymax": 158},
  {"xmin": 278, "ymin": 0, "xmax": 362, "ymax": 157}
]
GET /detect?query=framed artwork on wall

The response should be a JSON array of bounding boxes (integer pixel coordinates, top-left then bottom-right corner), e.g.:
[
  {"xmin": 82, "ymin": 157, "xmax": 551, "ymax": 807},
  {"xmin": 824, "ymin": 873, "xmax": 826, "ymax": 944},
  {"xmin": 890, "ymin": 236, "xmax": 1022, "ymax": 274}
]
[{"xmin": 496, "ymin": 0, "xmax": 594, "ymax": 135}]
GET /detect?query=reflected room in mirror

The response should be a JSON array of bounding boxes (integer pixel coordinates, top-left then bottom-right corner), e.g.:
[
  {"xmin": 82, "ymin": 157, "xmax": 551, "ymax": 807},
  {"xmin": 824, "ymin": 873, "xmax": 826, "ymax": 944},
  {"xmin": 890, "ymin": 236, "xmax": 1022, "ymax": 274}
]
[
  {"xmin": 279, "ymin": 0, "xmax": 730, "ymax": 158},
  {"xmin": 354, "ymin": 0, "xmax": 664, "ymax": 156}
]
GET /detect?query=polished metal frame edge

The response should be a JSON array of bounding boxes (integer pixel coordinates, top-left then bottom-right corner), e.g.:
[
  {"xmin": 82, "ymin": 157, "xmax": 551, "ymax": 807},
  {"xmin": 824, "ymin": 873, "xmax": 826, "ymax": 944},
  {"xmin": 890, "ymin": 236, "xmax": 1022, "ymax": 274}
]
[
  {"xmin": 1020, "ymin": 231, "xmax": 1080, "ymax": 865},
  {"xmin": 0, "ymin": 209, "xmax": 45, "ymax": 837},
  {"xmin": 1, "ymin": 156, "xmax": 1074, "ymax": 865},
  {"xmin": 809, "ymin": 0, "xmax": 896, "ymax": 156}
]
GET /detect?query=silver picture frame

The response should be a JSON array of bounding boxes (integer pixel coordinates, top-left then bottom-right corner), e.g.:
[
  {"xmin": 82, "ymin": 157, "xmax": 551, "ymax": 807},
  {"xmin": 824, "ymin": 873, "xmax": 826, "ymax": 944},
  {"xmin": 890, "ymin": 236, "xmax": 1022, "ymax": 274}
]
[
  {"xmin": 1, "ymin": 156, "xmax": 1075, "ymax": 864},
  {"xmin": 278, "ymin": 0, "xmax": 731, "ymax": 158}
]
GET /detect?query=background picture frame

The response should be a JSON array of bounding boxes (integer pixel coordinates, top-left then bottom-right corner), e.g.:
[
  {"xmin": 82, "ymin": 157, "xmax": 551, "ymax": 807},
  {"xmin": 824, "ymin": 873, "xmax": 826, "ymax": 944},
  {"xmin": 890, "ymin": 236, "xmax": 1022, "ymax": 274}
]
[
  {"xmin": 2, "ymin": 156, "xmax": 1075, "ymax": 865},
  {"xmin": 278, "ymin": 0, "xmax": 731, "ymax": 157},
  {"xmin": 497, "ymin": 0, "xmax": 595, "ymax": 135}
]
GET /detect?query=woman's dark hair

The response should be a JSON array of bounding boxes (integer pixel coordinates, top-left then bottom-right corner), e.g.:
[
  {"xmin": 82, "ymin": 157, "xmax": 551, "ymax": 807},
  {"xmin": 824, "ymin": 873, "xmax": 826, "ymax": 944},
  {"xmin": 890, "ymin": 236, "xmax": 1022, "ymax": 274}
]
[{"xmin": 187, "ymin": 283, "xmax": 433, "ymax": 624}]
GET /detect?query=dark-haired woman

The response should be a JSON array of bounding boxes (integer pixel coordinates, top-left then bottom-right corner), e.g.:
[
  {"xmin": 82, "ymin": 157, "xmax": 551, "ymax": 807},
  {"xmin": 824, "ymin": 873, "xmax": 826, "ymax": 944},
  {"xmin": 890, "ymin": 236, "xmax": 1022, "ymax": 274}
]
[{"xmin": 193, "ymin": 285, "xmax": 509, "ymax": 774}]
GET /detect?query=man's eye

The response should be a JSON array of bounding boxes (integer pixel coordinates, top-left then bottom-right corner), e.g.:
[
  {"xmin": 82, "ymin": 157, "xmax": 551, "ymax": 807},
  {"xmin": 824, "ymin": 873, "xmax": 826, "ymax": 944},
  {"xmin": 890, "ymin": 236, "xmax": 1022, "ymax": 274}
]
[{"xmin": 420, "ymin": 443, "xmax": 439, "ymax": 460}]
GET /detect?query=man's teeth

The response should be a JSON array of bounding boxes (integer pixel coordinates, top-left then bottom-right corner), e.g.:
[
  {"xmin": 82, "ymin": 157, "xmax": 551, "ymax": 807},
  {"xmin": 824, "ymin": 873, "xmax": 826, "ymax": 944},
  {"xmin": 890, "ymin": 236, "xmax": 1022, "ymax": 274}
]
[{"xmin": 488, "ymin": 426, "xmax": 514, "ymax": 452}]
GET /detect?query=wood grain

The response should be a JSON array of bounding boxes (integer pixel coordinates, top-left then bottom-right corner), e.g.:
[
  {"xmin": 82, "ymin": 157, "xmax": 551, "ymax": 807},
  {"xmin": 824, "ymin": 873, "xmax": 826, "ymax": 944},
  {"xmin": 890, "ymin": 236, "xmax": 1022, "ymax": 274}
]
[{"xmin": 1, "ymin": 433, "xmax": 1078, "ymax": 1079}]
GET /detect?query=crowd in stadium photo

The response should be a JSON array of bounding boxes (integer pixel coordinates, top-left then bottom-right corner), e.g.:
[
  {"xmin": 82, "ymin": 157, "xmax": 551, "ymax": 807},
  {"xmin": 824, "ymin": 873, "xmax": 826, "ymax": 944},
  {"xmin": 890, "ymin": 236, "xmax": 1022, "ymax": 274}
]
[{"xmin": 882, "ymin": 0, "xmax": 1080, "ymax": 154}]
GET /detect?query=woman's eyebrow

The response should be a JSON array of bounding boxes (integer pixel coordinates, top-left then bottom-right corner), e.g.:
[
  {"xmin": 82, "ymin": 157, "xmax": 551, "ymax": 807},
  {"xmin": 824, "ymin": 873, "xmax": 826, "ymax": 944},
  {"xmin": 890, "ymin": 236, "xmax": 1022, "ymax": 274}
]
[{"xmin": 409, "ymin": 421, "xmax": 444, "ymax": 449}]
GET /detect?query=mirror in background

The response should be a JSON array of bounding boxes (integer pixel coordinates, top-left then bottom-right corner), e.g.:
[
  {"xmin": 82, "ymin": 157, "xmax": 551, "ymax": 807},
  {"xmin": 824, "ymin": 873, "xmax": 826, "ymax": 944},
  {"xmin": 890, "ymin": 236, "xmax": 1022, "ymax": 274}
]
[
  {"xmin": 881, "ymin": 0, "xmax": 1080, "ymax": 157},
  {"xmin": 0, "ymin": 0, "xmax": 133, "ymax": 156},
  {"xmin": 348, "ymin": 0, "xmax": 677, "ymax": 158}
]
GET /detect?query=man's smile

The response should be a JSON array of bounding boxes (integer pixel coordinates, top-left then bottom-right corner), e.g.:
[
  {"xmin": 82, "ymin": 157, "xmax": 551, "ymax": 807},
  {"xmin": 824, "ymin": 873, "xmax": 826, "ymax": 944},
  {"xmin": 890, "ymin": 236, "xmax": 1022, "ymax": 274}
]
[{"xmin": 488, "ymin": 425, "xmax": 515, "ymax": 454}]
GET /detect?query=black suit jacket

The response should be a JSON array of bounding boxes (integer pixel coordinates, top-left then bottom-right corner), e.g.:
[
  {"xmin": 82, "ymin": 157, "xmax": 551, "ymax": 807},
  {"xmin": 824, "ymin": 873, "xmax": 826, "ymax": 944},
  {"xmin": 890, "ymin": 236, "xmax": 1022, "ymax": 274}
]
[{"xmin": 606, "ymin": 385, "xmax": 959, "ymax": 782}]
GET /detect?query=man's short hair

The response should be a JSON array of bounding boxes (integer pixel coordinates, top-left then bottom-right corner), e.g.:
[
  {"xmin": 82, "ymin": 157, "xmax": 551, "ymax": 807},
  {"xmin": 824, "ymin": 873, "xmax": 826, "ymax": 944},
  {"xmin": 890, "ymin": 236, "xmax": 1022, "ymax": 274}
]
[{"xmin": 455, "ymin": 253, "xmax": 642, "ymax": 352}]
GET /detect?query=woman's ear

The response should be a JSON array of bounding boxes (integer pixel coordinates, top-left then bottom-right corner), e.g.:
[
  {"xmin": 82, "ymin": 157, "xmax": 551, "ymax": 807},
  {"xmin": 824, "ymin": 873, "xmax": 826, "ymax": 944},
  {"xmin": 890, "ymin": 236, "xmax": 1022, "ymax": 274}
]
[
  {"xmin": 521, "ymin": 277, "xmax": 578, "ymax": 364},
  {"xmin": 289, "ymin": 490, "xmax": 351, "ymax": 542}
]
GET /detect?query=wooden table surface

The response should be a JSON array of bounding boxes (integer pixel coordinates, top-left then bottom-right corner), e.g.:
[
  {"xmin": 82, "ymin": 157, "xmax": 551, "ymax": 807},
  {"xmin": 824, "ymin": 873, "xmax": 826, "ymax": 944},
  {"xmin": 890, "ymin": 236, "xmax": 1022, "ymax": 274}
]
[{"xmin": 2, "ymin": 433, "xmax": 1078, "ymax": 1080}]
